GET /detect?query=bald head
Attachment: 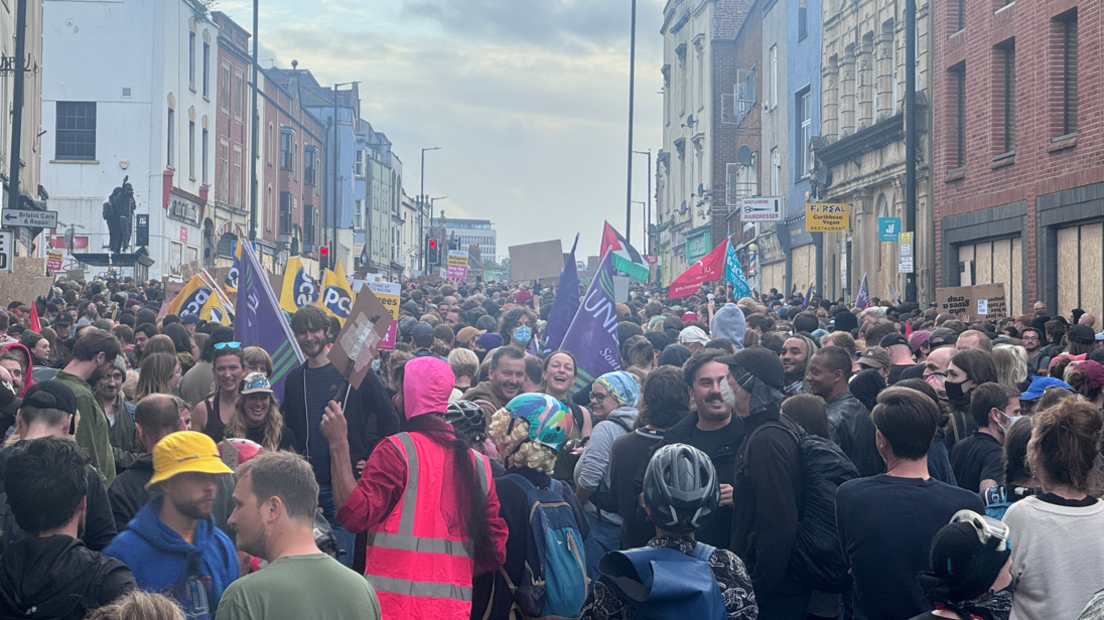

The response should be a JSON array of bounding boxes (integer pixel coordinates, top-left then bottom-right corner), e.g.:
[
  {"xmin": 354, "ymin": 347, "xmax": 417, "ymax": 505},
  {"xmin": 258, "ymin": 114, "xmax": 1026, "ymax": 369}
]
[
  {"xmin": 134, "ymin": 393, "xmax": 182, "ymax": 452},
  {"xmin": 1080, "ymin": 313, "xmax": 1096, "ymax": 328}
]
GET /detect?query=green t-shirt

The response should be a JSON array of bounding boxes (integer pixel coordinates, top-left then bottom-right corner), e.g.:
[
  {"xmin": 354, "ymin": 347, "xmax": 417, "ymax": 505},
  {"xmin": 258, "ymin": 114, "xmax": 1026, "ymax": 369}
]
[
  {"xmin": 54, "ymin": 369, "xmax": 116, "ymax": 485},
  {"xmin": 215, "ymin": 554, "xmax": 381, "ymax": 620}
]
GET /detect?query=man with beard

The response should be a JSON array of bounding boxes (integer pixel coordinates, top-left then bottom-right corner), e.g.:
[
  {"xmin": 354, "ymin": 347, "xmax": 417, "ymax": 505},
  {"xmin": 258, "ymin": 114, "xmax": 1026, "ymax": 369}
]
[
  {"xmin": 96, "ymin": 357, "xmax": 138, "ymax": 472},
  {"xmin": 0, "ymin": 437, "xmax": 135, "ymax": 620},
  {"xmin": 219, "ymin": 452, "xmax": 381, "ymax": 620},
  {"xmin": 806, "ymin": 346, "xmax": 881, "ymax": 477},
  {"xmin": 780, "ymin": 335, "xmax": 817, "ymax": 395},
  {"xmin": 1021, "ymin": 327, "xmax": 1051, "ymax": 377},
  {"xmin": 104, "ymin": 431, "xmax": 239, "ymax": 618},
  {"xmin": 55, "ymin": 329, "xmax": 121, "ymax": 485},
  {"xmin": 463, "ymin": 346, "xmax": 526, "ymax": 423},
  {"xmin": 281, "ymin": 305, "xmax": 399, "ymax": 568},
  {"xmin": 659, "ymin": 349, "xmax": 742, "ymax": 549}
]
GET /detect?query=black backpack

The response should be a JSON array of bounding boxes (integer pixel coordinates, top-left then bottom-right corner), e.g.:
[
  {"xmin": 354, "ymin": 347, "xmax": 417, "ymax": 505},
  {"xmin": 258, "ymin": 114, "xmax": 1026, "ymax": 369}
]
[{"xmin": 742, "ymin": 421, "xmax": 858, "ymax": 593}]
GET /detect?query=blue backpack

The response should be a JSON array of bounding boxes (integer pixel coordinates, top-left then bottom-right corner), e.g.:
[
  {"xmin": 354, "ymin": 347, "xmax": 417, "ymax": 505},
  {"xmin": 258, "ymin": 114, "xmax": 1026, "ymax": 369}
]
[
  {"xmin": 498, "ymin": 474, "xmax": 589, "ymax": 619},
  {"xmin": 598, "ymin": 542, "xmax": 726, "ymax": 620}
]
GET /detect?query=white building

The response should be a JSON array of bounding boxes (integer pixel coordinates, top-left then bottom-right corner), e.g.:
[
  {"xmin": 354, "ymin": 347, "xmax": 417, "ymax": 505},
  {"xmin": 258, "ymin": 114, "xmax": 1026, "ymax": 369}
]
[
  {"xmin": 399, "ymin": 190, "xmax": 420, "ymax": 275},
  {"xmin": 442, "ymin": 217, "xmax": 496, "ymax": 261},
  {"xmin": 42, "ymin": 0, "xmax": 216, "ymax": 281}
]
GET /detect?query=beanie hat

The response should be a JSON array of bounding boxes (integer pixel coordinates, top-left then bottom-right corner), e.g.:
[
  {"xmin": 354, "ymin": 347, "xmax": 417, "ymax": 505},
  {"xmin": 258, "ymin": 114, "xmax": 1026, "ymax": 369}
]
[
  {"xmin": 710, "ymin": 303, "xmax": 746, "ymax": 352},
  {"xmin": 917, "ymin": 516, "xmax": 1010, "ymax": 604},
  {"xmin": 594, "ymin": 371, "xmax": 641, "ymax": 409},
  {"xmin": 832, "ymin": 310, "xmax": 858, "ymax": 333}
]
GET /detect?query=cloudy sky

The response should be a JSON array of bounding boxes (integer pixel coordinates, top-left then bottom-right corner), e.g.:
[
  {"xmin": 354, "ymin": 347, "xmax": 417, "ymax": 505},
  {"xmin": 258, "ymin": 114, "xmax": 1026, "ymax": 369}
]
[{"xmin": 217, "ymin": 0, "xmax": 666, "ymax": 262}]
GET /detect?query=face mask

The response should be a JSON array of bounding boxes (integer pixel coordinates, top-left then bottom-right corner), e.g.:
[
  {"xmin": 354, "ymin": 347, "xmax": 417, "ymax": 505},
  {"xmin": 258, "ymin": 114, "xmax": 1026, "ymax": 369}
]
[
  {"xmin": 719, "ymin": 379, "xmax": 736, "ymax": 410},
  {"xmin": 945, "ymin": 379, "xmax": 968, "ymax": 405},
  {"xmin": 948, "ymin": 586, "xmax": 1013, "ymax": 620},
  {"xmin": 512, "ymin": 326, "xmax": 532, "ymax": 344},
  {"xmin": 372, "ymin": 359, "xmax": 381, "ymax": 373}
]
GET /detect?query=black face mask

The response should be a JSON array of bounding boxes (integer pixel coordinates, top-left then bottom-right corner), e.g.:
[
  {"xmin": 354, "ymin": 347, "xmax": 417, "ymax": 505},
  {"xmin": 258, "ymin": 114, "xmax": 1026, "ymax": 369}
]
[
  {"xmin": 946, "ymin": 586, "xmax": 1013, "ymax": 620},
  {"xmin": 945, "ymin": 379, "xmax": 970, "ymax": 406}
]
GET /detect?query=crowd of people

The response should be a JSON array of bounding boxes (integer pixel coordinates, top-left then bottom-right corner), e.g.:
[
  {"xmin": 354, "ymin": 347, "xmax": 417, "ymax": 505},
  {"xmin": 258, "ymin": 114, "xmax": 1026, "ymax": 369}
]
[{"xmin": 2, "ymin": 275, "xmax": 1104, "ymax": 620}]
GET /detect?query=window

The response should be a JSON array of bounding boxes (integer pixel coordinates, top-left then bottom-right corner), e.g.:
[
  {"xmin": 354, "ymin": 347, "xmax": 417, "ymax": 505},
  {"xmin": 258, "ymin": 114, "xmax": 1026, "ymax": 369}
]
[
  {"xmin": 293, "ymin": 142, "xmax": 298, "ymax": 180},
  {"xmin": 304, "ymin": 146, "xmax": 317, "ymax": 185},
  {"xmin": 233, "ymin": 72, "xmax": 244, "ymax": 120},
  {"xmin": 233, "ymin": 147, "xmax": 243, "ymax": 206},
  {"xmin": 267, "ymin": 124, "xmax": 274, "ymax": 166},
  {"xmin": 202, "ymin": 42, "xmax": 210, "ymax": 98},
  {"xmin": 167, "ymin": 107, "xmax": 175, "ymax": 168},
  {"xmin": 996, "ymin": 39, "xmax": 1015, "ymax": 154},
  {"xmin": 1057, "ymin": 11, "xmax": 1078, "ymax": 136},
  {"xmin": 304, "ymin": 206, "xmax": 316, "ymax": 246},
  {"xmin": 355, "ymin": 150, "xmax": 365, "ymax": 177},
  {"xmin": 736, "ymin": 68, "xmax": 756, "ymax": 124},
  {"xmin": 280, "ymin": 130, "xmax": 292, "ymax": 170},
  {"xmin": 956, "ymin": 0, "xmax": 965, "ymax": 31},
  {"xmin": 769, "ymin": 46, "xmax": 778, "ymax": 109},
  {"xmin": 188, "ymin": 120, "xmax": 195, "ymax": 179},
  {"xmin": 770, "ymin": 147, "xmax": 780, "ymax": 196},
  {"xmin": 266, "ymin": 187, "xmax": 273, "ymax": 232},
  {"xmin": 798, "ymin": 0, "xmax": 807, "ymax": 39},
  {"xmin": 796, "ymin": 89, "xmax": 812, "ymax": 178},
  {"xmin": 355, "ymin": 199, "xmax": 364, "ymax": 230},
  {"xmin": 220, "ymin": 64, "xmax": 230, "ymax": 114},
  {"xmin": 201, "ymin": 128, "xmax": 209, "ymax": 184},
  {"xmin": 950, "ymin": 62, "xmax": 966, "ymax": 168},
  {"xmin": 219, "ymin": 140, "xmax": 229, "ymax": 202},
  {"xmin": 279, "ymin": 192, "xmax": 291, "ymax": 234},
  {"xmin": 189, "ymin": 32, "xmax": 196, "ymax": 90},
  {"xmin": 55, "ymin": 102, "xmax": 96, "ymax": 160}
]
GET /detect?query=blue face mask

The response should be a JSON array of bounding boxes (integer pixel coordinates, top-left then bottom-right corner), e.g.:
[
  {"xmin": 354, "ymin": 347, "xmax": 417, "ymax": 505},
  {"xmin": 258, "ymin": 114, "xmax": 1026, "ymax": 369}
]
[
  {"xmin": 513, "ymin": 326, "xmax": 532, "ymax": 344},
  {"xmin": 372, "ymin": 359, "xmax": 381, "ymax": 373}
]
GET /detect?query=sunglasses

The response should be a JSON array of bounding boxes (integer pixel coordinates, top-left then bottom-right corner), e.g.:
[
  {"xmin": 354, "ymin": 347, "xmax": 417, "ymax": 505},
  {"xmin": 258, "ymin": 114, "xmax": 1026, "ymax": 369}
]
[
  {"xmin": 951, "ymin": 509, "xmax": 1009, "ymax": 552},
  {"xmin": 214, "ymin": 341, "xmax": 242, "ymax": 350}
]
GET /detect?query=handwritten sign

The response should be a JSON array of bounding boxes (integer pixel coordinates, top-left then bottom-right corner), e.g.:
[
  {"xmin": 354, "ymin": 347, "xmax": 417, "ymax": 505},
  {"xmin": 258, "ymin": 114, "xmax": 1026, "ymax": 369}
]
[{"xmin": 935, "ymin": 283, "xmax": 1008, "ymax": 323}]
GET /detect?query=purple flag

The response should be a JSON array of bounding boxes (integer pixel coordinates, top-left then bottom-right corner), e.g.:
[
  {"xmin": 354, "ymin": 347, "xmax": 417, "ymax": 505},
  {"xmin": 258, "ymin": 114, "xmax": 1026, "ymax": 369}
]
[
  {"xmin": 558, "ymin": 251, "xmax": 622, "ymax": 394},
  {"xmin": 538, "ymin": 234, "xmax": 580, "ymax": 356},
  {"xmin": 235, "ymin": 242, "xmax": 304, "ymax": 401},
  {"xmin": 800, "ymin": 282, "xmax": 814, "ymax": 311},
  {"xmin": 855, "ymin": 273, "xmax": 871, "ymax": 310}
]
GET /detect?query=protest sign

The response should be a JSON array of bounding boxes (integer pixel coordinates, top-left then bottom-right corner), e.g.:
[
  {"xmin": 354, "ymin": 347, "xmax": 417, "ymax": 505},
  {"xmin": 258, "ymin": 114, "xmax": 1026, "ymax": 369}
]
[{"xmin": 934, "ymin": 283, "xmax": 1008, "ymax": 322}]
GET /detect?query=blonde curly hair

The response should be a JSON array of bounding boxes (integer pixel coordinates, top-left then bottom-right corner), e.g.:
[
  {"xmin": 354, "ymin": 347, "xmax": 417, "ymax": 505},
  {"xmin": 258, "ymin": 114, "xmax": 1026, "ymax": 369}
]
[{"xmin": 487, "ymin": 407, "xmax": 557, "ymax": 474}]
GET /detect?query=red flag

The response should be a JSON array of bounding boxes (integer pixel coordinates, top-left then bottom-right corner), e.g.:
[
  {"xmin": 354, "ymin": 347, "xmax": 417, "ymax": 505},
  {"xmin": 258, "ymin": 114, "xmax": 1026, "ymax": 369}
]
[
  {"xmin": 668, "ymin": 240, "xmax": 728, "ymax": 299},
  {"xmin": 29, "ymin": 302, "xmax": 41, "ymax": 333},
  {"xmin": 904, "ymin": 320, "xmax": 913, "ymax": 338}
]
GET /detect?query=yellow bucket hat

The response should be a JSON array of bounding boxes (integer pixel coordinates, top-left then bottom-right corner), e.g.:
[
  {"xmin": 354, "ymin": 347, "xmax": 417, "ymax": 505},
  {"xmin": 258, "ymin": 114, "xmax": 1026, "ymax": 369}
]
[{"xmin": 146, "ymin": 431, "xmax": 234, "ymax": 490}]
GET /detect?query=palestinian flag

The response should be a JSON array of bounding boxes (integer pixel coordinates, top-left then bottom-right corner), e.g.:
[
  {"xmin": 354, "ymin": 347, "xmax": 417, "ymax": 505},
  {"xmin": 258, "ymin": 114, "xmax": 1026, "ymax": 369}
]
[{"xmin": 600, "ymin": 221, "xmax": 649, "ymax": 282}]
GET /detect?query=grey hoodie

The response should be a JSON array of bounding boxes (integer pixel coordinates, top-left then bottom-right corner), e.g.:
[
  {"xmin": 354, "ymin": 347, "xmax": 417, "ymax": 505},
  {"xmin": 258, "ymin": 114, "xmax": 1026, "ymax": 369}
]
[
  {"xmin": 711, "ymin": 303, "xmax": 747, "ymax": 351},
  {"xmin": 574, "ymin": 406, "xmax": 637, "ymax": 524}
]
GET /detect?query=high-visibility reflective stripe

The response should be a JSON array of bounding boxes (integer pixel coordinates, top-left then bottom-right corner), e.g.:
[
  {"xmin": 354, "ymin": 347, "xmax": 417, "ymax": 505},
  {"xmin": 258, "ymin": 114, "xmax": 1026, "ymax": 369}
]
[
  {"xmin": 396, "ymin": 433, "xmax": 419, "ymax": 535},
  {"xmin": 368, "ymin": 531, "xmax": 474, "ymax": 557},
  {"xmin": 368, "ymin": 575, "xmax": 473, "ymax": 602},
  {"xmin": 474, "ymin": 452, "xmax": 489, "ymax": 497}
]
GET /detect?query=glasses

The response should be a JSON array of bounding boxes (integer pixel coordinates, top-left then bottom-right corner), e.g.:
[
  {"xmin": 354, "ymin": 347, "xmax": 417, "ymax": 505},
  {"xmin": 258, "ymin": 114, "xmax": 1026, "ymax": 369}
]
[
  {"xmin": 951, "ymin": 509, "xmax": 1009, "ymax": 551},
  {"xmin": 590, "ymin": 392, "xmax": 609, "ymax": 403},
  {"xmin": 214, "ymin": 341, "xmax": 242, "ymax": 350}
]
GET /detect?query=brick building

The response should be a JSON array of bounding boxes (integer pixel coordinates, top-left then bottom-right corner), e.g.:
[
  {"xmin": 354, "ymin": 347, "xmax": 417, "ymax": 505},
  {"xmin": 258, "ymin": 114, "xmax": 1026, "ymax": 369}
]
[
  {"xmin": 813, "ymin": 0, "xmax": 936, "ymax": 303},
  {"xmin": 656, "ymin": 0, "xmax": 752, "ymax": 286},
  {"xmin": 934, "ymin": 0, "xmax": 1102, "ymax": 318},
  {"xmin": 209, "ymin": 12, "xmax": 252, "ymax": 268}
]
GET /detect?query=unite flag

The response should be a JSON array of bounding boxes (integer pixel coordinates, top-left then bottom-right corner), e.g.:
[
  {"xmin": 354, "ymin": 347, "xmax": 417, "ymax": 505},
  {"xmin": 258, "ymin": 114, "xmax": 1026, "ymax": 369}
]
[
  {"xmin": 235, "ymin": 241, "xmax": 304, "ymax": 401},
  {"xmin": 557, "ymin": 251, "xmax": 622, "ymax": 394}
]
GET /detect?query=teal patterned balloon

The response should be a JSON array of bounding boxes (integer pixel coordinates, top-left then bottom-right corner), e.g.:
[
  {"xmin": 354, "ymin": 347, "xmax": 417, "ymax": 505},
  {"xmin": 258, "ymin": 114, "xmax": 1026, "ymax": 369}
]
[{"xmin": 505, "ymin": 393, "xmax": 573, "ymax": 452}]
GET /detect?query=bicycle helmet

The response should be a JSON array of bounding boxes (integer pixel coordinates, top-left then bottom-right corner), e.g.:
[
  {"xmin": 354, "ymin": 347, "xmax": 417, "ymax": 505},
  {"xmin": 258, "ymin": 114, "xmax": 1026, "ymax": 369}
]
[
  {"xmin": 219, "ymin": 438, "xmax": 265, "ymax": 467},
  {"xmin": 642, "ymin": 443, "xmax": 719, "ymax": 533},
  {"xmin": 505, "ymin": 393, "xmax": 573, "ymax": 452},
  {"xmin": 446, "ymin": 400, "xmax": 488, "ymax": 443}
]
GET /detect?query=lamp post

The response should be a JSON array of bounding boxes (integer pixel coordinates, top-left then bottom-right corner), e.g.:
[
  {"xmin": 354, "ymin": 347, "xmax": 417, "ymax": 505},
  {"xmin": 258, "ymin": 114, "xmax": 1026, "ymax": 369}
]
[
  {"xmin": 330, "ymin": 82, "xmax": 358, "ymax": 265},
  {"xmin": 419, "ymin": 147, "xmax": 441, "ymax": 273},
  {"xmin": 632, "ymin": 149, "xmax": 651, "ymax": 254},
  {"xmin": 624, "ymin": 0, "xmax": 638, "ymax": 244}
]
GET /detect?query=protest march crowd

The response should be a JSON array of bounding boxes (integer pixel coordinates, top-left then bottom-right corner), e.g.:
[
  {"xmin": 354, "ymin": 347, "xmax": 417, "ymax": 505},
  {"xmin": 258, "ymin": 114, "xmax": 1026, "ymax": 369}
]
[{"xmin": 3, "ymin": 257, "xmax": 1104, "ymax": 620}]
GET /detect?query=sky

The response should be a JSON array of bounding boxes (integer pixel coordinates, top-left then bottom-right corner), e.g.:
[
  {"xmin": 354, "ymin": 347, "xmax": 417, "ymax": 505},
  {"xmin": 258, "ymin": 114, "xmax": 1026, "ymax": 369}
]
[{"xmin": 216, "ymin": 0, "xmax": 666, "ymax": 262}]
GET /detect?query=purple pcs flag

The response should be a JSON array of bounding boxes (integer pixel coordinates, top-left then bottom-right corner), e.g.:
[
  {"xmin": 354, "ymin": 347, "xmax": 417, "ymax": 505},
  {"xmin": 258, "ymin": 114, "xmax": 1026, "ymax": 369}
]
[
  {"xmin": 557, "ymin": 251, "xmax": 622, "ymax": 394},
  {"xmin": 234, "ymin": 242, "xmax": 304, "ymax": 401}
]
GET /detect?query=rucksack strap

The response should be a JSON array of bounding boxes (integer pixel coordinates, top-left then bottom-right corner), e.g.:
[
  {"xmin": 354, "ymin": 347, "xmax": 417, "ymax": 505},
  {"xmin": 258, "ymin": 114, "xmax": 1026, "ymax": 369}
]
[{"xmin": 691, "ymin": 542, "xmax": 716, "ymax": 562}]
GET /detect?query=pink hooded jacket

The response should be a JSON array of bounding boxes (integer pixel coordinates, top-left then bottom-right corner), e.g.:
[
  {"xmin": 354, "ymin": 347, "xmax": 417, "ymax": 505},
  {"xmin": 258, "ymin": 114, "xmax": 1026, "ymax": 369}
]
[{"xmin": 403, "ymin": 356, "xmax": 455, "ymax": 419}]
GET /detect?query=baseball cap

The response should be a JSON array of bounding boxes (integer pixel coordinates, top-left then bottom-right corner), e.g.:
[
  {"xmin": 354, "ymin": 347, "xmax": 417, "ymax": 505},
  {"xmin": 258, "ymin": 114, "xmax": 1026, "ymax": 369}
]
[
  {"xmin": 928, "ymin": 328, "xmax": 959, "ymax": 349},
  {"xmin": 240, "ymin": 372, "xmax": 274, "ymax": 396},
  {"xmin": 412, "ymin": 322, "xmax": 436, "ymax": 348},
  {"xmin": 1068, "ymin": 324, "xmax": 1096, "ymax": 345},
  {"xmin": 879, "ymin": 333, "xmax": 911, "ymax": 349},
  {"xmin": 21, "ymin": 381, "xmax": 77, "ymax": 415},
  {"xmin": 856, "ymin": 347, "xmax": 891, "ymax": 370},
  {"xmin": 181, "ymin": 313, "xmax": 200, "ymax": 325},
  {"xmin": 1019, "ymin": 376, "xmax": 1073, "ymax": 401},
  {"xmin": 52, "ymin": 314, "xmax": 72, "ymax": 327},
  {"xmin": 146, "ymin": 431, "xmax": 234, "ymax": 489},
  {"xmin": 456, "ymin": 326, "xmax": 485, "ymax": 344}
]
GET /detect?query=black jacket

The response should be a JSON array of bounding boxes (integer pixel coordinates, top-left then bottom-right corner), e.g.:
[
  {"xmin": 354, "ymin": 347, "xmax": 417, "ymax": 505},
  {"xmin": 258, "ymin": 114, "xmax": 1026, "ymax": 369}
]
[
  {"xmin": 825, "ymin": 390, "xmax": 881, "ymax": 477},
  {"xmin": 660, "ymin": 411, "xmax": 744, "ymax": 549},
  {"xmin": 107, "ymin": 453, "xmax": 235, "ymax": 536},
  {"xmin": 282, "ymin": 363, "xmax": 400, "ymax": 479},
  {"xmin": 0, "ymin": 442, "xmax": 117, "ymax": 554},
  {"xmin": 0, "ymin": 535, "xmax": 135, "ymax": 620}
]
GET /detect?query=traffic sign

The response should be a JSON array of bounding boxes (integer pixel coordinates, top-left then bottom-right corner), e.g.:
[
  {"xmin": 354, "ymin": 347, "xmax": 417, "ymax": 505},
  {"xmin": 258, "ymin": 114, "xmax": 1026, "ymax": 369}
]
[
  {"xmin": 1, "ymin": 208, "xmax": 57, "ymax": 229},
  {"xmin": 741, "ymin": 197, "xmax": 782, "ymax": 222},
  {"xmin": 0, "ymin": 230, "xmax": 11, "ymax": 273}
]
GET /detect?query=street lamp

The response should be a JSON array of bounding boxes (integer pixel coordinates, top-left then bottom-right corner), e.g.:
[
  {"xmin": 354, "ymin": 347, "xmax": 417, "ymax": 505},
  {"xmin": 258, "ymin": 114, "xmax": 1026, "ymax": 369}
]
[
  {"xmin": 331, "ymin": 81, "xmax": 358, "ymax": 264},
  {"xmin": 632, "ymin": 149, "xmax": 652, "ymax": 254},
  {"xmin": 419, "ymin": 147, "xmax": 442, "ymax": 273}
]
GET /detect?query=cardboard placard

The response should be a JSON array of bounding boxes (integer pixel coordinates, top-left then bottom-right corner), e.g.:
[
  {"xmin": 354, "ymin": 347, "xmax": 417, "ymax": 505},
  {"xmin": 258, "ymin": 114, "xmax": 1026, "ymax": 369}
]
[
  {"xmin": 508, "ymin": 240, "xmax": 564, "ymax": 282},
  {"xmin": 366, "ymin": 281, "xmax": 400, "ymax": 350},
  {"xmin": 329, "ymin": 286, "xmax": 392, "ymax": 389},
  {"xmin": 934, "ymin": 283, "xmax": 1008, "ymax": 322}
]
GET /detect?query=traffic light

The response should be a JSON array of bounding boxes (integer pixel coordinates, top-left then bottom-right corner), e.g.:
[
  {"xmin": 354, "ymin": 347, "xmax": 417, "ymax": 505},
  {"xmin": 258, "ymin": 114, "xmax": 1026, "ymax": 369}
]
[
  {"xmin": 319, "ymin": 246, "xmax": 329, "ymax": 270},
  {"xmin": 427, "ymin": 238, "xmax": 440, "ymax": 266}
]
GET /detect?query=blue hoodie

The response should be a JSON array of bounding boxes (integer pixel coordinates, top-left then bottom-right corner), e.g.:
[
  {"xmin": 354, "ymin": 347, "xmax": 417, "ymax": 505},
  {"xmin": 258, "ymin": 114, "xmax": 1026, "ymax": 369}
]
[{"xmin": 103, "ymin": 497, "xmax": 239, "ymax": 619}]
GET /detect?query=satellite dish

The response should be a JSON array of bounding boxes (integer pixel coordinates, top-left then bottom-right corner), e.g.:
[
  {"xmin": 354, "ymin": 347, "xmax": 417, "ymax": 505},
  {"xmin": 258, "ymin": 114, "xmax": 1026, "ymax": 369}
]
[
  {"xmin": 737, "ymin": 145, "xmax": 753, "ymax": 166},
  {"xmin": 680, "ymin": 200, "xmax": 688, "ymax": 214},
  {"xmin": 685, "ymin": 114, "xmax": 695, "ymax": 127},
  {"xmin": 815, "ymin": 165, "xmax": 832, "ymax": 187},
  {"xmin": 697, "ymin": 183, "xmax": 705, "ymax": 196}
]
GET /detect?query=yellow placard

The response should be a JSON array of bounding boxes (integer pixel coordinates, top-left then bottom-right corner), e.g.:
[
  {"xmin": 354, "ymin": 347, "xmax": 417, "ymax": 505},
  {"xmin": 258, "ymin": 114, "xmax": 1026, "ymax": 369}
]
[
  {"xmin": 446, "ymin": 252, "xmax": 468, "ymax": 267},
  {"xmin": 805, "ymin": 203, "xmax": 851, "ymax": 232}
]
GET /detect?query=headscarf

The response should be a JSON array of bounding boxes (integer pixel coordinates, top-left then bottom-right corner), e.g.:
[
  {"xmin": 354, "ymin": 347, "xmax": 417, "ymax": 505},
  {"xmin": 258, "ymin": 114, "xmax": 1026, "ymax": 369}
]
[{"xmin": 594, "ymin": 371, "xmax": 641, "ymax": 409}]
